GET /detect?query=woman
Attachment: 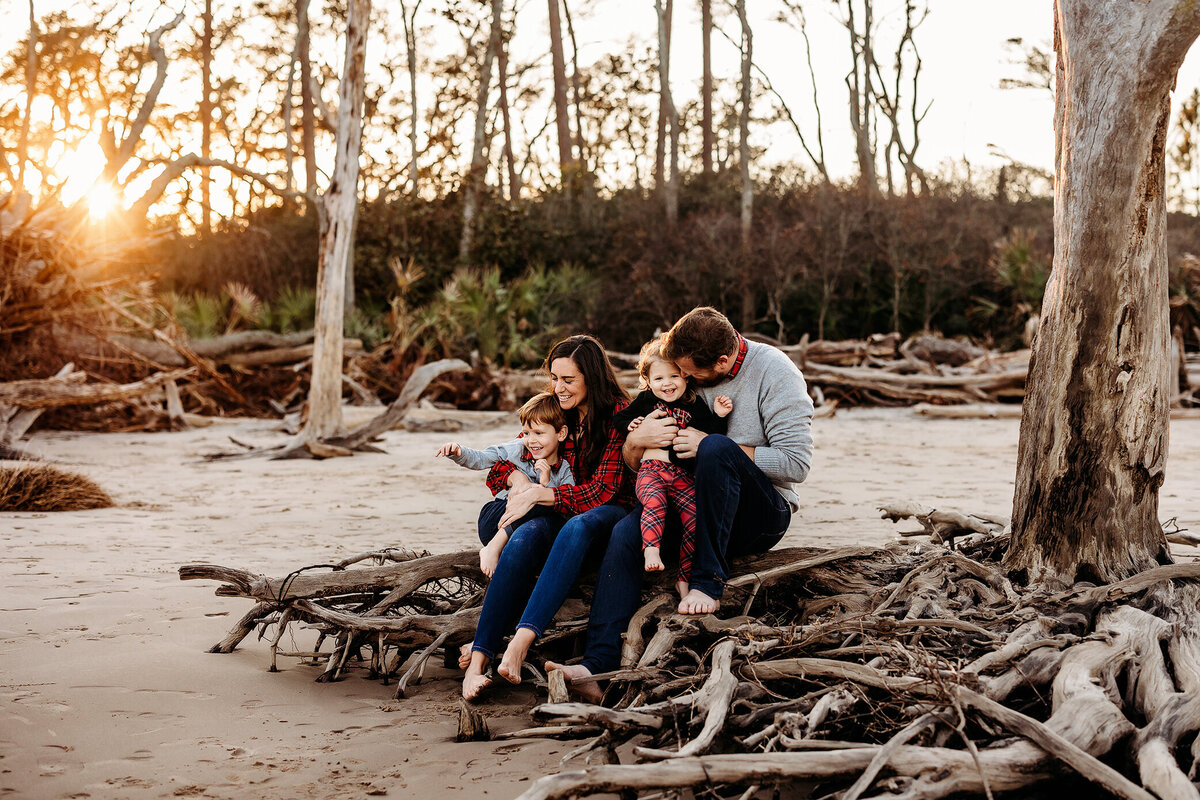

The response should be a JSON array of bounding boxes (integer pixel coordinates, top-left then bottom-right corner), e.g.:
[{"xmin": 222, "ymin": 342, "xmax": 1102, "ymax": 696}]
[{"xmin": 462, "ymin": 334, "xmax": 635, "ymax": 700}]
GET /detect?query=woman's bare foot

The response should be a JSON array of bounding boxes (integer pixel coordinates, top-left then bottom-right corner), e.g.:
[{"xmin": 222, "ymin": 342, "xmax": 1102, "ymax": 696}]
[
  {"xmin": 544, "ymin": 660, "xmax": 603, "ymax": 703},
  {"xmin": 675, "ymin": 579, "xmax": 689, "ymax": 599},
  {"xmin": 497, "ymin": 628, "xmax": 537, "ymax": 684},
  {"xmin": 457, "ymin": 641, "xmax": 473, "ymax": 670},
  {"xmin": 643, "ymin": 546, "xmax": 665, "ymax": 572},
  {"xmin": 462, "ymin": 651, "xmax": 492, "ymax": 701},
  {"xmin": 678, "ymin": 587, "xmax": 720, "ymax": 615}
]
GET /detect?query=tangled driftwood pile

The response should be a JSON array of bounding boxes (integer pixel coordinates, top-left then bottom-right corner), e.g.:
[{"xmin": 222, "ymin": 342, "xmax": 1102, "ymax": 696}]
[{"xmin": 181, "ymin": 506, "xmax": 1200, "ymax": 800}]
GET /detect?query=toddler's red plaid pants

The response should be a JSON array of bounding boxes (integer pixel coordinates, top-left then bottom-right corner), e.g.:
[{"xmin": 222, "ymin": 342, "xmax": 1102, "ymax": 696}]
[{"xmin": 635, "ymin": 459, "xmax": 697, "ymax": 581}]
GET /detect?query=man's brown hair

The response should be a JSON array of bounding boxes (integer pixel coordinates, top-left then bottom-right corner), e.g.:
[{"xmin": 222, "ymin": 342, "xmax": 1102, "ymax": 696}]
[
  {"xmin": 518, "ymin": 392, "xmax": 567, "ymax": 431},
  {"xmin": 661, "ymin": 307, "xmax": 739, "ymax": 369}
]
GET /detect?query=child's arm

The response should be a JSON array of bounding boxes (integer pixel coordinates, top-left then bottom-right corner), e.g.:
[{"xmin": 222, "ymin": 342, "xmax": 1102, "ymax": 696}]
[
  {"xmin": 445, "ymin": 440, "xmax": 523, "ymax": 470},
  {"xmin": 611, "ymin": 390, "xmax": 655, "ymax": 434}
]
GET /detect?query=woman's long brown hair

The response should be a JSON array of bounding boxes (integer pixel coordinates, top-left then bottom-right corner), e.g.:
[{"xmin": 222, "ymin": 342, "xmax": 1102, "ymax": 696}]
[{"xmin": 544, "ymin": 334, "xmax": 629, "ymax": 481}]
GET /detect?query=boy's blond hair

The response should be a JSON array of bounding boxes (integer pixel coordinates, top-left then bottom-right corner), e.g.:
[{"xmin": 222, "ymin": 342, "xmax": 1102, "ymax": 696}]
[
  {"xmin": 518, "ymin": 392, "xmax": 567, "ymax": 431},
  {"xmin": 636, "ymin": 337, "xmax": 696, "ymax": 403}
]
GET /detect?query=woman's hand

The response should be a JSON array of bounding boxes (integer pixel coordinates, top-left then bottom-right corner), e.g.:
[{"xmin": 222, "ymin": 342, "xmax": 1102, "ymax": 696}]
[{"xmin": 497, "ymin": 485, "xmax": 553, "ymax": 530}]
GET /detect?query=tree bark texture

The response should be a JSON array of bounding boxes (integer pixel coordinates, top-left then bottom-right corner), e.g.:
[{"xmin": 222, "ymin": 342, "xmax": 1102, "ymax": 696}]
[
  {"xmin": 1007, "ymin": 0, "xmax": 1200, "ymax": 583},
  {"xmin": 305, "ymin": 0, "xmax": 371, "ymax": 441},
  {"xmin": 402, "ymin": 1, "xmax": 423, "ymax": 196}
]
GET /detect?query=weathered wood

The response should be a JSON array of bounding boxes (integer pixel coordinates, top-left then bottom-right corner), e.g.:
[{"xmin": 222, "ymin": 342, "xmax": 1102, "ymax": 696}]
[
  {"xmin": 0, "ymin": 369, "xmax": 192, "ymax": 409},
  {"xmin": 1007, "ymin": 0, "xmax": 1200, "ymax": 582},
  {"xmin": 328, "ymin": 358, "xmax": 471, "ymax": 449},
  {"xmin": 457, "ymin": 699, "xmax": 490, "ymax": 742}
]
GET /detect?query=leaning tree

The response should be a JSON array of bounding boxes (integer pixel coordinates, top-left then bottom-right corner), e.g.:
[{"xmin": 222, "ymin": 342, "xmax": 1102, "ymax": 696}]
[{"xmin": 1007, "ymin": 0, "xmax": 1200, "ymax": 583}]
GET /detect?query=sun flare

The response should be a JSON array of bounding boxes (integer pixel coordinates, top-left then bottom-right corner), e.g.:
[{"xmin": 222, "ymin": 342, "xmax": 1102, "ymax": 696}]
[{"xmin": 85, "ymin": 183, "xmax": 120, "ymax": 218}]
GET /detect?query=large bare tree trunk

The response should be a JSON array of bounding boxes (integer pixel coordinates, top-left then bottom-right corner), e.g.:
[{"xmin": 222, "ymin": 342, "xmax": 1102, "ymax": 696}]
[
  {"xmin": 1007, "ymin": 0, "xmax": 1200, "ymax": 584},
  {"xmin": 547, "ymin": 0, "xmax": 573, "ymax": 182},
  {"xmin": 655, "ymin": 0, "xmax": 677, "ymax": 225},
  {"xmin": 200, "ymin": 0, "xmax": 214, "ymax": 233},
  {"xmin": 458, "ymin": 0, "xmax": 502, "ymax": 261},
  {"xmin": 298, "ymin": 0, "xmax": 318, "ymax": 205},
  {"xmin": 562, "ymin": 1, "xmax": 585, "ymax": 171},
  {"xmin": 304, "ymin": 0, "xmax": 371, "ymax": 442},
  {"xmin": 701, "ymin": 0, "xmax": 713, "ymax": 176}
]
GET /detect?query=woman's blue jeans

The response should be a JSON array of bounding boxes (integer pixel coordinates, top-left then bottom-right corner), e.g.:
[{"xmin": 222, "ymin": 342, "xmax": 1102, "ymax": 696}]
[
  {"xmin": 514, "ymin": 503, "xmax": 630, "ymax": 637},
  {"xmin": 470, "ymin": 504, "xmax": 565, "ymax": 660}
]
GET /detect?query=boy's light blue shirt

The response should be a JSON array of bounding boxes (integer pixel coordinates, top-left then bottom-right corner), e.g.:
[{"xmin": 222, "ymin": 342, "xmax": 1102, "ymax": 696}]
[{"xmin": 448, "ymin": 439, "xmax": 574, "ymax": 499}]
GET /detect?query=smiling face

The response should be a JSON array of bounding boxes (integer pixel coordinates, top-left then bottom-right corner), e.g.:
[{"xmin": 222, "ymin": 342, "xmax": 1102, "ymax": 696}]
[
  {"xmin": 550, "ymin": 357, "xmax": 589, "ymax": 417},
  {"xmin": 646, "ymin": 358, "xmax": 686, "ymax": 403},
  {"xmin": 521, "ymin": 419, "xmax": 568, "ymax": 462}
]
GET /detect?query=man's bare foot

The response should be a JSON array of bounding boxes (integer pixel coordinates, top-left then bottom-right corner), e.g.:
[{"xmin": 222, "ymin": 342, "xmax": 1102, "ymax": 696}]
[
  {"xmin": 678, "ymin": 587, "xmax": 720, "ymax": 615},
  {"xmin": 675, "ymin": 579, "xmax": 689, "ymax": 599},
  {"xmin": 462, "ymin": 651, "xmax": 492, "ymax": 701},
  {"xmin": 644, "ymin": 546, "xmax": 664, "ymax": 572},
  {"xmin": 545, "ymin": 660, "xmax": 603, "ymax": 704},
  {"xmin": 458, "ymin": 641, "xmax": 474, "ymax": 670},
  {"xmin": 497, "ymin": 628, "xmax": 536, "ymax": 684}
]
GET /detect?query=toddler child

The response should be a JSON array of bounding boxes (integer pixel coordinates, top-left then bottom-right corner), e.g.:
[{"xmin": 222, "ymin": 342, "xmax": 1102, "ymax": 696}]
[
  {"xmin": 435, "ymin": 391, "xmax": 573, "ymax": 577},
  {"xmin": 612, "ymin": 337, "xmax": 732, "ymax": 596}
]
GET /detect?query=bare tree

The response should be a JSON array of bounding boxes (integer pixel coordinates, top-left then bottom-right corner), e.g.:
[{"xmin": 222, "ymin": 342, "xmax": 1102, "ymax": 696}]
[
  {"xmin": 547, "ymin": 0, "xmax": 574, "ymax": 180},
  {"xmin": 400, "ymin": 0, "xmax": 424, "ymax": 196},
  {"xmin": 1007, "ymin": 0, "xmax": 1200, "ymax": 582},
  {"xmin": 458, "ymin": 0, "xmax": 503, "ymax": 261},
  {"xmin": 871, "ymin": 0, "xmax": 929, "ymax": 196},
  {"xmin": 562, "ymin": 1, "xmax": 586, "ymax": 170},
  {"xmin": 17, "ymin": 0, "xmax": 36, "ymax": 190},
  {"xmin": 736, "ymin": 0, "xmax": 753, "ymax": 328},
  {"xmin": 200, "ymin": 0, "xmax": 214, "ymax": 233},
  {"xmin": 700, "ymin": 0, "xmax": 713, "ymax": 176},
  {"xmin": 841, "ymin": 0, "xmax": 878, "ymax": 192},
  {"xmin": 100, "ymin": 10, "xmax": 186, "ymax": 182},
  {"xmin": 496, "ymin": 11, "xmax": 520, "ymax": 199},
  {"xmin": 298, "ymin": 0, "xmax": 318, "ymax": 203},
  {"xmin": 655, "ymin": 0, "xmax": 678, "ymax": 224}
]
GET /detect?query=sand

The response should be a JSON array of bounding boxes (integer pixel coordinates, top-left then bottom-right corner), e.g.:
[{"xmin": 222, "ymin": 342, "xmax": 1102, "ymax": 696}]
[{"xmin": 3, "ymin": 408, "xmax": 1199, "ymax": 799}]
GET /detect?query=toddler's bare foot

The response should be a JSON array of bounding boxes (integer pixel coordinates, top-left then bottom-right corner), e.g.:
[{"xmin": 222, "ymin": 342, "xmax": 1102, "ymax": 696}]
[
  {"xmin": 497, "ymin": 629, "xmax": 536, "ymax": 684},
  {"xmin": 545, "ymin": 660, "xmax": 603, "ymax": 704},
  {"xmin": 675, "ymin": 579, "xmax": 689, "ymax": 599},
  {"xmin": 678, "ymin": 588, "xmax": 720, "ymax": 615},
  {"xmin": 643, "ymin": 546, "xmax": 665, "ymax": 572},
  {"xmin": 457, "ymin": 642, "xmax": 473, "ymax": 670}
]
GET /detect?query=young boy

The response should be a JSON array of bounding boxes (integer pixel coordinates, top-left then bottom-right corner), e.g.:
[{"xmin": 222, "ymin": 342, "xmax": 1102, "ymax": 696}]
[{"xmin": 435, "ymin": 392, "xmax": 573, "ymax": 577}]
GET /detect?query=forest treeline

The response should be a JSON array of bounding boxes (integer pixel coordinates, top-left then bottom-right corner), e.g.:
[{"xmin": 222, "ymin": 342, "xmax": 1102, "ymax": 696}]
[{"xmin": 150, "ymin": 175, "xmax": 1200, "ymax": 360}]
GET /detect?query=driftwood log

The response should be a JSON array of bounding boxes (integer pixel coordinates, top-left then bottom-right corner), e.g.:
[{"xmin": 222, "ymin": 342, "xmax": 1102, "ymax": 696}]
[{"xmin": 183, "ymin": 502, "xmax": 1200, "ymax": 799}]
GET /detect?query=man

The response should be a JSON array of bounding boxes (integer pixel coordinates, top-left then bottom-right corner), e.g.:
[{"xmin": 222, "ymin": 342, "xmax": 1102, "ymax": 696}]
[
  {"xmin": 627, "ymin": 306, "xmax": 814, "ymax": 613},
  {"xmin": 545, "ymin": 307, "xmax": 813, "ymax": 701}
]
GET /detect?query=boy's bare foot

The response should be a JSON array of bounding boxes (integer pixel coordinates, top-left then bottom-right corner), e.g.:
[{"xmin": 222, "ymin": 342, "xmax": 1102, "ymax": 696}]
[
  {"xmin": 497, "ymin": 628, "xmax": 536, "ymax": 684},
  {"xmin": 458, "ymin": 642, "xmax": 473, "ymax": 670},
  {"xmin": 675, "ymin": 579, "xmax": 689, "ymax": 599},
  {"xmin": 479, "ymin": 540, "xmax": 504, "ymax": 577},
  {"xmin": 678, "ymin": 588, "xmax": 720, "ymax": 615},
  {"xmin": 545, "ymin": 660, "xmax": 603, "ymax": 704},
  {"xmin": 462, "ymin": 651, "xmax": 492, "ymax": 701},
  {"xmin": 644, "ymin": 546, "xmax": 665, "ymax": 572}
]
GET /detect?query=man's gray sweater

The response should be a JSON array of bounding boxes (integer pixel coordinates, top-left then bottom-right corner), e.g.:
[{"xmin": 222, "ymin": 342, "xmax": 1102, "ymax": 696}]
[
  {"xmin": 696, "ymin": 341, "xmax": 813, "ymax": 512},
  {"xmin": 449, "ymin": 440, "xmax": 574, "ymax": 499}
]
